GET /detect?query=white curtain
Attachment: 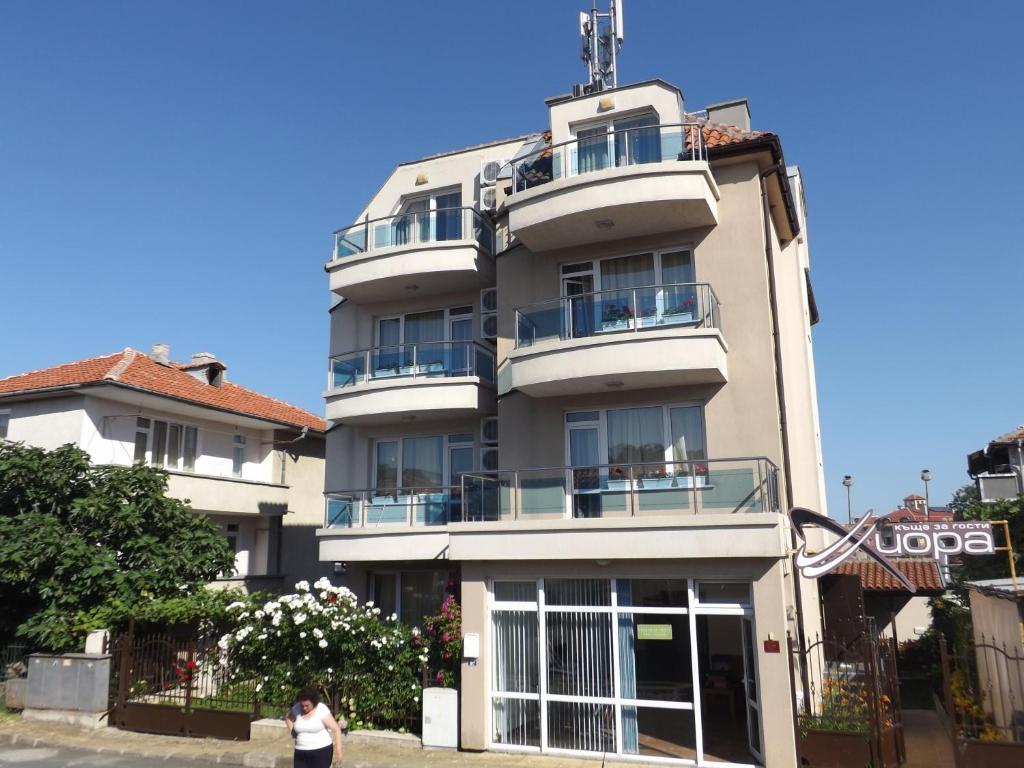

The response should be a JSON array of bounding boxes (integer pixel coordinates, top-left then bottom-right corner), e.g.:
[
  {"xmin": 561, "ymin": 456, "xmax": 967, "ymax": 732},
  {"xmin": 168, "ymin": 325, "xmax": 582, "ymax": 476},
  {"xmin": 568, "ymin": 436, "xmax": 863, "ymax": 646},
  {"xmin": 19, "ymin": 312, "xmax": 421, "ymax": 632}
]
[
  {"xmin": 401, "ymin": 436, "xmax": 443, "ymax": 487},
  {"xmin": 670, "ymin": 407, "xmax": 706, "ymax": 462},
  {"xmin": 607, "ymin": 407, "xmax": 664, "ymax": 465}
]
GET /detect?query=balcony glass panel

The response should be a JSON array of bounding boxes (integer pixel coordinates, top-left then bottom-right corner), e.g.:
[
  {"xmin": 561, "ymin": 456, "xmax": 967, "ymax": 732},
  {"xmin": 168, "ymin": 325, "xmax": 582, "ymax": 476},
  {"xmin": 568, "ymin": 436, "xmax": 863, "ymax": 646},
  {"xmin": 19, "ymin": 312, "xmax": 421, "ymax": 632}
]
[
  {"xmin": 333, "ymin": 207, "xmax": 494, "ymax": 261},
  {"xmin": 515, "ymin": 283, "xmax": 720, "ymax": 349},
  {"xmin": 329, "ymin": 341, "xmax": 496, "ymax": 389}
]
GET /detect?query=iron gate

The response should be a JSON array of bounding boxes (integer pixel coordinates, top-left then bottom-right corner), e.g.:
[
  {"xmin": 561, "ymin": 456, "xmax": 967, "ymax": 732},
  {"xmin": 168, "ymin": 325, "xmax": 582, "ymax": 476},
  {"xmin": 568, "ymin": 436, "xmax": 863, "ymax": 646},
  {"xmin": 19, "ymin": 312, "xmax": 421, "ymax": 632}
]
[
  {"xmin": 107, "ymin": 623, "xmax": 260, "ymax": 740},
  {"xmin": 939, "ymin": 636, "xmax": 1024, "ymax": 767},
  {"xmin": 789, "ymin": 632, "xmax": 905, "ymax": 767}
]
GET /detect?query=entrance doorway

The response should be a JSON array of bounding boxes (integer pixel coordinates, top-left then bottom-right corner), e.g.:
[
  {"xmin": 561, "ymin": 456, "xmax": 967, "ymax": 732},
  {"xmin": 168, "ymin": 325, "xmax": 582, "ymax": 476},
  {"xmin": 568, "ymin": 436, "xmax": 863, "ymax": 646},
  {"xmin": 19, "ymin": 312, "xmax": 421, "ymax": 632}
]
[{"xmin": 489, "ymin": 577, "xmax": 762, "ymax": 765}]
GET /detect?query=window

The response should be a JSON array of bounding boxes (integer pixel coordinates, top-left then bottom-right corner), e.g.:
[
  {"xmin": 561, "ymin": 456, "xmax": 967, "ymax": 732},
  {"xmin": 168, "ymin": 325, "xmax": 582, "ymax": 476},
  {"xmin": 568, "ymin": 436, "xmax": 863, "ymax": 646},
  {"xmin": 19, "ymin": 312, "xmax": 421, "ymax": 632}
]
[
  {"xmin": 369, "ymin": 570, "xmax": 452, "ymax": 626},
  {"xmin": 561, "ymin": 248, "xmax": 693, "ymax": 292},
  {"xmin": 134, "ymin": 417, "xmax": 198, "ymax": 471},
  {"xmin": 233, "ymin": 435, "xmax": 246, "ymax": 478},
  {"xmin": 379, "ymin": 189, "xmax": 463, "ymax": 247},
  {"xmin": 571, "ymin": 112, "xmax": 660, "ymax": 175},
  {"xmin": 0, "ymin": 410, "xmax": 11, "ymax": 440},
  {"xmin": 567, "ymin": 404, "xmax": 706, "ymax": 470}
]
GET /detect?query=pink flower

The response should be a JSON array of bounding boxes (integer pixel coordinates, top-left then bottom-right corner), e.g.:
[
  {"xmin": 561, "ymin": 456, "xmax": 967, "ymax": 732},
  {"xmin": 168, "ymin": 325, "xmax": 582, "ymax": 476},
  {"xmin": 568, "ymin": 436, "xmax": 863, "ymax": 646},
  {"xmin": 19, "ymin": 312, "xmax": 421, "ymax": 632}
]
[
  {"xmin": 441, "ymin": 632, "xmax": 451, "ymax": 643},
  {"xmin": 435, "ymin": 672, "xmax": 445, "ymax": 685}
]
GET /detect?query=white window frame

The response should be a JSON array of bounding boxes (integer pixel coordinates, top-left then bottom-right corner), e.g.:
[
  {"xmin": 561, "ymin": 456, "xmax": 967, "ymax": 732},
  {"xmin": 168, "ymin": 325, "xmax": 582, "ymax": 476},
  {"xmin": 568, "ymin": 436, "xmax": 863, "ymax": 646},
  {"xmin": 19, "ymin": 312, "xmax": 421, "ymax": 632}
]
[
  {"xmin": 372, "ymin": 433, "xmax": 477, "ymax": 491},
  {"xmin": 375, "ymin": 304, "xmax": 475, "ymax": 347},
  {"xmin": 135, "ymin": 416, "xmax": 200, "ymax": 472},
  {"xmin": 563, "ymin": 402, "xmax": 707, "ymax": 469},
  {"xmin": 487, "ymin": 576, "xmax": 763, "ymax": 766},
  {"xmin": 0, "ymin": 409, "xmax": 10, "ymax": 440},
  {"xmin": 569, "ymin": 111, "xmax": 660, "ymax": 176},
  {"xmin": 560, "ymin": 246, "xmax": 696, "ymax": 295},
  {"xmin": 232, "ymin": 434, "xmax": 247, "ymax": 478}
]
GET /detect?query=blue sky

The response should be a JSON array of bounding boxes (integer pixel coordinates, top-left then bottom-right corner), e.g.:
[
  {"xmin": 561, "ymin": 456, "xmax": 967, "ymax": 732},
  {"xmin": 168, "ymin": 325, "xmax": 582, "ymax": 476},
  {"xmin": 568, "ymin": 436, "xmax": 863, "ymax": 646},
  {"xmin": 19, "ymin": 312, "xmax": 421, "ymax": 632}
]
[{"xmin": 2, "ymin": 1, "xmax": 1021, "ymax": 518}]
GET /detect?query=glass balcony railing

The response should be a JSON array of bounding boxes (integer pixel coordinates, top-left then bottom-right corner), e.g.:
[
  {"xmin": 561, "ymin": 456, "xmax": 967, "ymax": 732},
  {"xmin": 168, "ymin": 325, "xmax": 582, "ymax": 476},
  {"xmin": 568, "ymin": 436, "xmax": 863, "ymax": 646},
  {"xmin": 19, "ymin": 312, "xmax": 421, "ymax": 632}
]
[
  {"xmin": 332, "ymin": 207, "xmax": 495, "ymax": 261},
  {"xmin": 461, "ymin": 457, "xmax": 780, "ymax": 521},
  {"xmin": 328, "ymin": 341, "xmax": 496, "ymax": 390},
  {"xmin": 510, "ymin": 122, "xmax": 707, "ymax": 194},
  {"xmin": 325, "ymin": 485, "xmax": 464, "ymax": 528},
  {"xmin": 515, "ymin": 283, "xmax": 720, "ymax": 349},
  {"xmin": 322, "ymin": 457, "xmax": 779, "ymax": 529}
]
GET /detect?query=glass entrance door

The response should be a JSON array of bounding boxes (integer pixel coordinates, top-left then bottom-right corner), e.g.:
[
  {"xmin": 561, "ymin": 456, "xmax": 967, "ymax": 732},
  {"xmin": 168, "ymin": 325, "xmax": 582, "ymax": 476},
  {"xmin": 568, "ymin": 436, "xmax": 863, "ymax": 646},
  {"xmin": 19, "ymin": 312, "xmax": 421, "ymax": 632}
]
[
  {"xmin": 741, "ymin": 618, "xmax": 763, "ymax": 763},
  {"xmin": 449, "ymin": 316, "xmax": 472, "ymax": 376}
]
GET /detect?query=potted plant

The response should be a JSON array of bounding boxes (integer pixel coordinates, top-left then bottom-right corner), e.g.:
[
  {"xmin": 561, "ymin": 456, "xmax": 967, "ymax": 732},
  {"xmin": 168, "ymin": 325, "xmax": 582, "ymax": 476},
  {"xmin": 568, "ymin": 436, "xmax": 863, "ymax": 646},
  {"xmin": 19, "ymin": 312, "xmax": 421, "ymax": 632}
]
[
  {"xmin": 676, "ymin": 462, "xmax": 710, "ymax": 488},
  {"xmin": 605, "ymin": 466, "xmax": 632, "ymax": 491},
  {"xmin": 638, "ymin": 466, "xmax": 676, "ymax": 490},
  {"xmin": 637, "ymin": 305, "xmax": 659, "ymax": 328},
  {"xmin": 663, "ymin": 296, "xmax": 696, "ymax": 324},
  {"xmin": 601, "ymin": 304, "xmax": 634, "ymax": 331}
]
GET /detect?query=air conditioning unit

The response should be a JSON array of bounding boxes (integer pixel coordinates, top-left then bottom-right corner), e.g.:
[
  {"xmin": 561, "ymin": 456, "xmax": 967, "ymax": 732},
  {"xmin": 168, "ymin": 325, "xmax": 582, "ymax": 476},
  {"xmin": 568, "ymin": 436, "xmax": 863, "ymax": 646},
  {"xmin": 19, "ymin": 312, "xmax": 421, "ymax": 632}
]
[
  {"xmin": 481, "ymin": 416, "xmax": 498, "ymax": 445},
  {"xmin": 481, "ymin": 446, "xmax": 499, "ymax": 472},
  {"xmin": 479, "ymin": 186, "xmax": 497, "ymax": 212},
  {"xmin": 480, "ymin": 287, "xmax": 498, "ymax": 313},
  {"xmin": 481, "ymin": 314, "xmax": 498, "ymax": 340},
  {"xmin": 480, "ymin": 287, "xmax": 498, "ymax": 341},
  {"xmin": 480, "ymin": 159, "xmax": 508, "ymax": 187}
]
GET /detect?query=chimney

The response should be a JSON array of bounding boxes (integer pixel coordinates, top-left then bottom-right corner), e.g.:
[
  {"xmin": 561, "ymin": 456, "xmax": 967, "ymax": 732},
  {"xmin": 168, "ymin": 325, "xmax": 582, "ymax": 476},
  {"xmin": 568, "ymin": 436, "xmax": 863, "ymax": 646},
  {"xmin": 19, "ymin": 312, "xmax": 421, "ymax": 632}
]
[
  {"xmin": 182, "ymin": 352, "xmax": 226, "ymax": 387},
  {"xmin": 150, "ymin": 343, "xmax": 171, "ymax": 366},
  {"xmin": 705, "ymin": 98, "xmax": 751, "ymax": 131}
]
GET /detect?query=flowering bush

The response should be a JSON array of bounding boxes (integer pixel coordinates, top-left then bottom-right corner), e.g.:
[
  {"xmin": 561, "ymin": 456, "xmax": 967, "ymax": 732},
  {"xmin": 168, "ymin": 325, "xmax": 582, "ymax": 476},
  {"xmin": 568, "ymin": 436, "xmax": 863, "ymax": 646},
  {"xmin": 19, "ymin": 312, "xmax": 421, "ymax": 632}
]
[
  {"xmin": 423, "ymin": 593, "xmax": 461, "ymax": 688},
  {"xmin": 218, "ymin": 578, "xmax": 426, "ymax": 730}
]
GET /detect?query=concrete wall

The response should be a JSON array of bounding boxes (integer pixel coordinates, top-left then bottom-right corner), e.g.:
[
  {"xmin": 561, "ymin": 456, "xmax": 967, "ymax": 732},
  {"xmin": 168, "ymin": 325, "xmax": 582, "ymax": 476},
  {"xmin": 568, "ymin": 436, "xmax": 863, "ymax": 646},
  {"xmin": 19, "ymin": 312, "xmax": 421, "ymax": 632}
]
[
  {"xmin": 276, "ymin": 430, "xmax": 332, "ymax": 587},
  {"xmin": 547, "ymin": 80, "xmax": 684, "ymax": 145}
]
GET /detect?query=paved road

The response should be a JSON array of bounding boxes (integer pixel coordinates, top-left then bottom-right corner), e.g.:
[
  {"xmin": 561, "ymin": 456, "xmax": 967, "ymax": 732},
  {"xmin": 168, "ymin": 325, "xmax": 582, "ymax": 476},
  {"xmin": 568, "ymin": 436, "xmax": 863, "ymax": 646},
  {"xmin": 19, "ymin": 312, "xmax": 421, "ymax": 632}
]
[{"xmin": 0, "ymin": 744, "xmax": 219, "ymax": 767}]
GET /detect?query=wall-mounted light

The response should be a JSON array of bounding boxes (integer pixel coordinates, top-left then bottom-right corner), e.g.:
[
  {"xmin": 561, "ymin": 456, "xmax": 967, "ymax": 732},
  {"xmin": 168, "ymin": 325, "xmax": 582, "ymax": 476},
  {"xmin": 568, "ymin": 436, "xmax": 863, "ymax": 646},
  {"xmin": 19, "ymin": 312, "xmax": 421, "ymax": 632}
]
[
  {"xmin": 595, "ymin": 219, "xmax": 615, "ymax": 229},
  {"xmin": 333, "ymin": 561, "xmax": 348, "ymax": 576},
  {"xmin": 415, "ymin": 173, "xmax": 428, "ymax": 185},
  {"xmin": 598, "ymin": 96, "xmax": 615, "ymax": 111}
]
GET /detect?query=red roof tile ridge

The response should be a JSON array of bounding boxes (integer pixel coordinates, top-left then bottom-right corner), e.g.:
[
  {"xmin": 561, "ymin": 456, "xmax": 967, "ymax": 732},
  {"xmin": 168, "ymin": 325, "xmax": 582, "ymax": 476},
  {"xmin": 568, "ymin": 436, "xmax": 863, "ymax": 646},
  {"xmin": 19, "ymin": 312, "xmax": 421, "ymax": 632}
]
[
  {"xmin": 103, "ymin": 348, "xmax": 138, "ymax": 382},
  {"xmin": 0, "ymin": 350, "xmax": 125, "ymax": 387}
]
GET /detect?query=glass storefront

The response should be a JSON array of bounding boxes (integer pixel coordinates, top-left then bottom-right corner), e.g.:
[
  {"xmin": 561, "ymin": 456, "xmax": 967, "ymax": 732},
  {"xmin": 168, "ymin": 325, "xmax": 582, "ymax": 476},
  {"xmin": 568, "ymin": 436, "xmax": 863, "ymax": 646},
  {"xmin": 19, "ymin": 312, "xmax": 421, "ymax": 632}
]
[{"xmin": 490, "ymin": 578, "xmax": 762, "ymax": 766}]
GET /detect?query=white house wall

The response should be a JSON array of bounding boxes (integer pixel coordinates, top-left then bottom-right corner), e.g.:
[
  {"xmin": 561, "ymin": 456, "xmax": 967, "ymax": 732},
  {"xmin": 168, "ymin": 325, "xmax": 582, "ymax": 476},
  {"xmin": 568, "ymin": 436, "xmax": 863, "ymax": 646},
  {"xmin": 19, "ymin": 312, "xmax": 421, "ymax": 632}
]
[{"xmin": 3, "ymin": 396, "xmax": 87, "ymax": 450}]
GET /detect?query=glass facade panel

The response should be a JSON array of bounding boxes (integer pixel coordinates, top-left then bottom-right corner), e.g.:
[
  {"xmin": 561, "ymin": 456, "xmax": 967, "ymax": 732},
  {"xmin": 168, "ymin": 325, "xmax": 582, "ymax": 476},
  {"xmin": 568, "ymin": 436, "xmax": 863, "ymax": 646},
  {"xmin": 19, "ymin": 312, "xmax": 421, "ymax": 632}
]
[
  {"xmin": 492, "ymin": 611, "xmax": 539, "ymax": 693},
  {"xmin": 546, "ymin": 611, "xmax": 613, "ymax": 698},
  {"xmin": 698, "ymin": 582, "xmax": 751, "ymax": 606},
  {"xmin": 617, "ymin": 579, "xmax": 689, "ymax": 608},
  {"xmin": 401, "ymin": 436, "xmax": 443, "ymax": 487},
  {"xmin": 619, "ymin": 613, "xmax": 693, "ymax": 702},
  {"xmin": 621, "ymin": 707, "xmax": 697, "ymax": 760},
  {"xmin": 399, "ymin": 570, "xmax": 447, "ymax": 626},
  {"xmin": 544, "ymin": 579, "xmax": 611, "ymax": 606},
  {"xmin": 375, "ymin": 441, "xmax": 398, "ymax": 489},
  {"xmin": 547, "ymin": 701, "xmax": 615, "ymax": 753},
  {"xmin": 492, "ymin": 698, "xmax": 540, "ymax": 747},
  {"xmin": 494, "ymin": 581, "xmax": 537, "ymax": 603}
]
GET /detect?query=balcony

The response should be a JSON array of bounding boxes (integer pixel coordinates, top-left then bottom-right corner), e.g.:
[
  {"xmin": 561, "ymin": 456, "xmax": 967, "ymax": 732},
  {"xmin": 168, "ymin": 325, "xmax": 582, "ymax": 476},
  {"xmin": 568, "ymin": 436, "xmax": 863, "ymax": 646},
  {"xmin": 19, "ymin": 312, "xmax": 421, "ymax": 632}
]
[
  {"xmin": 164, "ymin": 471, "xmax": 289, "ymax": 516},
  {"xmin": 325, "ymin": 340, "xmax": 496, "ymax": 424},
  {"xmin": 501, "ymin": 283, "xmax": 727, "ymax": 397},
  {"xmin": 316, "ymin": 457, "xmax": 783, "ymax": 563},
  {"xmin": 505, "ymin": 124, "xmax": 718, "ymax": 252},
  {"xmin": 328, "ymin": 207, "xmax": 495, "ymax": 301}
]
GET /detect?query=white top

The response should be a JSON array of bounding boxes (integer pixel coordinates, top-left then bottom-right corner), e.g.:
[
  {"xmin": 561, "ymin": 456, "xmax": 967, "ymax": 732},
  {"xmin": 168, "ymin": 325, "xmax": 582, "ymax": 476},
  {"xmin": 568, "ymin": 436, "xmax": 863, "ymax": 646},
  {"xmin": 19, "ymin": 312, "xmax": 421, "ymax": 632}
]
[{"xmin": 290, "ymin": 702, "xmax": 333, "ymax": 750}]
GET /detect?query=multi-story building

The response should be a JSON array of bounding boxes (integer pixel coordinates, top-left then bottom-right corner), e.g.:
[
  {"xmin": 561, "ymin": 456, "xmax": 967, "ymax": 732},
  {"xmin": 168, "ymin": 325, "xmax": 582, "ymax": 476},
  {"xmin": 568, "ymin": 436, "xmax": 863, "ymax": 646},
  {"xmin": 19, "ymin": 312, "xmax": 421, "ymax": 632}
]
[
  {"xmin": 0, "ymin": 345, "xmax": 327, "ymax": 591},
  {"xmin": 319, "ymin": 48, "xmax": 826, "ymax": 766},
  {"xmin": 968, "ymin": 425, "xmax": 1024, "ymax": 502}
]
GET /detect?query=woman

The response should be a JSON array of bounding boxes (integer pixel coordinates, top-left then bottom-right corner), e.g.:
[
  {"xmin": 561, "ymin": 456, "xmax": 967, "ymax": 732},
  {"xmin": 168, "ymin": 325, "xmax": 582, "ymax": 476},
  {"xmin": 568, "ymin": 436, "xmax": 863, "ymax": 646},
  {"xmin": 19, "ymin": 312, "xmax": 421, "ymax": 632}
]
[{"xmin": 284, "ymin": 686, "xmax": 343, "ymax": 768}]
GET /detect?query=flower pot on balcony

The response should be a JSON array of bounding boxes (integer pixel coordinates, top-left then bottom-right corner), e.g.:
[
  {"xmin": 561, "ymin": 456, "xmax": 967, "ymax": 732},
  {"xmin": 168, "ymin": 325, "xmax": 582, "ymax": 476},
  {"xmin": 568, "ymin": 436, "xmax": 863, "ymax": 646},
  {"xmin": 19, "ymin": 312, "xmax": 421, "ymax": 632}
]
[
  {"xmin": 638, "ymin": 477, "xmax": 675, "ymax": 490},
  {"xmin": 606, "ymin": 479, "xmax": 632, "ymax": 492},
  {"xmin": 601, "ymin": 320, "xmax": 631, "ymax": 332},
  {"xmin": 661, "ymin": 311, "xmax": 694, "ymax": 325}
]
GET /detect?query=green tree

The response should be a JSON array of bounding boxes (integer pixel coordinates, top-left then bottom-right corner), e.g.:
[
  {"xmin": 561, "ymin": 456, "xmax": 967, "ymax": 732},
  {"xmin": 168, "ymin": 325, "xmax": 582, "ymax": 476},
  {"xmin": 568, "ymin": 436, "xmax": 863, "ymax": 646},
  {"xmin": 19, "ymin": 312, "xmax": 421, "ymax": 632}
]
[
  {"xmin": 952, "ymin": 484, "xmax": 1023, "ymax": 583},
  {"xmin": 0, "ymin": 441, "xmax": 235, "ymax": 651}
]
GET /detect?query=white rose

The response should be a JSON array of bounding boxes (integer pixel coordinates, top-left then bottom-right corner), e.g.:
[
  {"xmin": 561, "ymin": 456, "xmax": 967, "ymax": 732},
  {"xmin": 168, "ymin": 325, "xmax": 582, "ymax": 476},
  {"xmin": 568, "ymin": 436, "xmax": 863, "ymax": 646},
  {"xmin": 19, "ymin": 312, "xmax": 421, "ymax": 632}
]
[
  {"xmin": 318, "ymin": 639, "xmax": 328, "ymax": 649},
  {"xmin": 295, "ymin": 580, "xmax": 311, "ymax": 592},
  {"xmin": 293, "ymin": 613, "xmax": 307, "ymax": 625},
  {"xmin": 299, "ymin": 631, "xmax": 307, "ymax": 639}
]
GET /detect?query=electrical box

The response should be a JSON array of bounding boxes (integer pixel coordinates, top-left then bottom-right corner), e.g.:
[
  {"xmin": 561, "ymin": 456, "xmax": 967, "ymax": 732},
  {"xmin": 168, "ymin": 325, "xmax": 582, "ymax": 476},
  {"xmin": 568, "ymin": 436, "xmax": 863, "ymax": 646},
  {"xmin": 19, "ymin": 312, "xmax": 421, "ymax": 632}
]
[
  {"xmin": 463, "ymin": 632, "xmax": 480, "ymax": 659},
  {"xmin": 422, "ymin": 687, "xmax": 458, "ymax": 748}
]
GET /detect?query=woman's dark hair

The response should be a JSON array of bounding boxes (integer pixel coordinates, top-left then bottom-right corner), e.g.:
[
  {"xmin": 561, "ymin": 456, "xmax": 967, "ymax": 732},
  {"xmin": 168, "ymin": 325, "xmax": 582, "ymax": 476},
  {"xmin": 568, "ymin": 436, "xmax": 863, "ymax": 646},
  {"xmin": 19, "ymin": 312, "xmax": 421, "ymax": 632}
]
[{"xmin": 295, "ymin": 686, "xmax": 319, "ymax": 705}]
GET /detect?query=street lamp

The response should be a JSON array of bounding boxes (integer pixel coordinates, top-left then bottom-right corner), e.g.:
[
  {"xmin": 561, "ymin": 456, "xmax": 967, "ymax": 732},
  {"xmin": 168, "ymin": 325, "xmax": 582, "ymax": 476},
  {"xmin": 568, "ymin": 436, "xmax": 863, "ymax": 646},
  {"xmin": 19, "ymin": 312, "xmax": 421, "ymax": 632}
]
[
  {"xmin": 921, "ymin": 469, "xmax": 932, "ymax": 521},
  {"xmin": 842, "ymin": 475, "xmax": 854, "ymax": 524}
]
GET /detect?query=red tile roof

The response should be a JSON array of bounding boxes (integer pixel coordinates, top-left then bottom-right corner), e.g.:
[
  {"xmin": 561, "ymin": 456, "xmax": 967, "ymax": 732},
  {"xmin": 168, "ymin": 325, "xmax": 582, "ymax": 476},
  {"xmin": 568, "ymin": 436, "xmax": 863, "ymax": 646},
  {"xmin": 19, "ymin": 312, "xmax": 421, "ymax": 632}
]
[
  {"xmin": 993, "ymin": 425, "xmax": 1024, "ymax": 443},
  {"xmin": 833, "ymin": 558, "xmax": 944, "ymax": 593},
  {"xmin": 879, "ymin": 507, "xmax": 954, "ymax": 524},
  {"xmin": 0, "ymin": 349, "xmax": 325, "ymax": 432},
  {"xmin": 697, "ymin": 120, "xmax": 771, "ymax": 149}
]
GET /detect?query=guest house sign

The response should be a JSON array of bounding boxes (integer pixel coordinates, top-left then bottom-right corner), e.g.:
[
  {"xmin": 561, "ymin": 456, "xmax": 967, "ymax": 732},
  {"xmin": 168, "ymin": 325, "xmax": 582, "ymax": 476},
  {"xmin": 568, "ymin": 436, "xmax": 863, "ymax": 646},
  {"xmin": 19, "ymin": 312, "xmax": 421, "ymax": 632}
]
[{"xmin": 789, "ymin": 507, "xmax": 996, "ymax": 593}]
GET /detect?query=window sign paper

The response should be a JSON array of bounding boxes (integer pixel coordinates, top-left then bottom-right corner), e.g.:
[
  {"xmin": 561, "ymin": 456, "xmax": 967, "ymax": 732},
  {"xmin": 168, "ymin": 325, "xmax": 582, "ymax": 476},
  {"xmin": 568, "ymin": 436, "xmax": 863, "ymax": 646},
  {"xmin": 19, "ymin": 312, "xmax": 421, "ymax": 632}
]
[{"xmin": 637, "ymin": 624, "xmax": 673, "ymax": 641}]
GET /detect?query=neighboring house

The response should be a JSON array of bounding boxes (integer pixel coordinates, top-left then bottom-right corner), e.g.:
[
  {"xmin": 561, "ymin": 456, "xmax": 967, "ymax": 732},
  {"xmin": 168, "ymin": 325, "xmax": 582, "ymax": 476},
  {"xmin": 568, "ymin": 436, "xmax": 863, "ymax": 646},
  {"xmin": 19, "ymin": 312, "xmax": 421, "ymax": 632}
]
[
  {"xmin": 317, "ymin": 62, "xmax": 827, "ymax": 767},
  {"xmin": 968, "ymin": 426, "xmax": 1024, "ymax": 502},
  {"xmin": 830, "ymin": 558, "xmax": 944, "ymax": 645},
  {"xmin": 0, "ymin": 345, "xmax": 327, "ymax": 592}
]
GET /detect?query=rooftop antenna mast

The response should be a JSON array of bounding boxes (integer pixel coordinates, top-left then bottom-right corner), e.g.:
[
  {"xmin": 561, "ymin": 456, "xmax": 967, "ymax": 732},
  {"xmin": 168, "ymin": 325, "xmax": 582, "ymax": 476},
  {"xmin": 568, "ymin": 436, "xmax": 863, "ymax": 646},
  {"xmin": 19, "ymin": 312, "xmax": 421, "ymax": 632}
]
[{"xmin": 578, "ymin": 0, "xmax": 624, "ymax": 94}]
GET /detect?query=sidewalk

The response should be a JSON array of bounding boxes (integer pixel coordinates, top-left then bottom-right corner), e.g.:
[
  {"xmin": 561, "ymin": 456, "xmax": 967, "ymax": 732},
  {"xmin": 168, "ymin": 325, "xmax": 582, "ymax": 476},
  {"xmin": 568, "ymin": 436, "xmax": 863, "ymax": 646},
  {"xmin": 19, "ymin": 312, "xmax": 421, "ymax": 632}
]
[
  {"xmin": 901, "ymin": 709, "xmax": 955, "ymax": 768},
  {"xmin": 0, "ymin": 716, "xmax": 597, "ymax": 768}
]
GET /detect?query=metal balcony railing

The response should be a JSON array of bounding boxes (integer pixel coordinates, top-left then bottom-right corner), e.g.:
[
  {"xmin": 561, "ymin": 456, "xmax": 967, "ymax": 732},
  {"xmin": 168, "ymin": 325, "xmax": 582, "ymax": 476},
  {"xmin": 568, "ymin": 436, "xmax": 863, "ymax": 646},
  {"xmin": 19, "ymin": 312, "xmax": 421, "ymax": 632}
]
[
  {"xmin": 515, "ymin": 282, "xmax": 721, "ymax": 349},
  {"xmin": 462, "ymin": 457, "xmax": 779, "ymax": 521},
  {"xmin": 510, "ymin": 122, "xmax": 707, "ymax": 194},
  {"xmin": 328, "ymin": 340, "xmax": 496, "ymax": 390},
  {"xmin": 322, "ymin": 457, "xmax": 779, "ymax": 529},
  {"xmin": 332, "ymin": 206, "xmax": 495, "ymax": 261}
]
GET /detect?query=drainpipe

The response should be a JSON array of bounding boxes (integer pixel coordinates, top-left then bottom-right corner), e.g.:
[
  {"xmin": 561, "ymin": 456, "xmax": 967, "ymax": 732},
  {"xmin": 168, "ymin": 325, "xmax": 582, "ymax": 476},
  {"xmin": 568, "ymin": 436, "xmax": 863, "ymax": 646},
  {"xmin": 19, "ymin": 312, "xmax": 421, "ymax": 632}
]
[{"xmin": 761, "ymin": 170, "xmax": 810, "ymax": 658}]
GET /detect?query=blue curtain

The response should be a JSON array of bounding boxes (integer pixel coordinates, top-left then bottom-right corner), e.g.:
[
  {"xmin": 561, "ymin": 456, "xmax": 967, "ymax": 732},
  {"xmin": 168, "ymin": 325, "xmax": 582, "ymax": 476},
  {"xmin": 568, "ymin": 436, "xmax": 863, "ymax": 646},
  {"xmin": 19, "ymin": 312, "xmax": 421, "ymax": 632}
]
[{"xmin": 617, "ymin": 580, "xmax": 639, "ymax": 753}]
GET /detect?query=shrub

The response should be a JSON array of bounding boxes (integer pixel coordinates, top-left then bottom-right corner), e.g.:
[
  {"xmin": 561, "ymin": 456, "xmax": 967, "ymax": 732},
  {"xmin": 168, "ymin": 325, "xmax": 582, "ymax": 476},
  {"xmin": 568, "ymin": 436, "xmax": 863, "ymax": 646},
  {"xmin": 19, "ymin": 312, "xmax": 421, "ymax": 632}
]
[{"xmin": 218, "ymin": 579, "xmax": 426, "ymax": 730}]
